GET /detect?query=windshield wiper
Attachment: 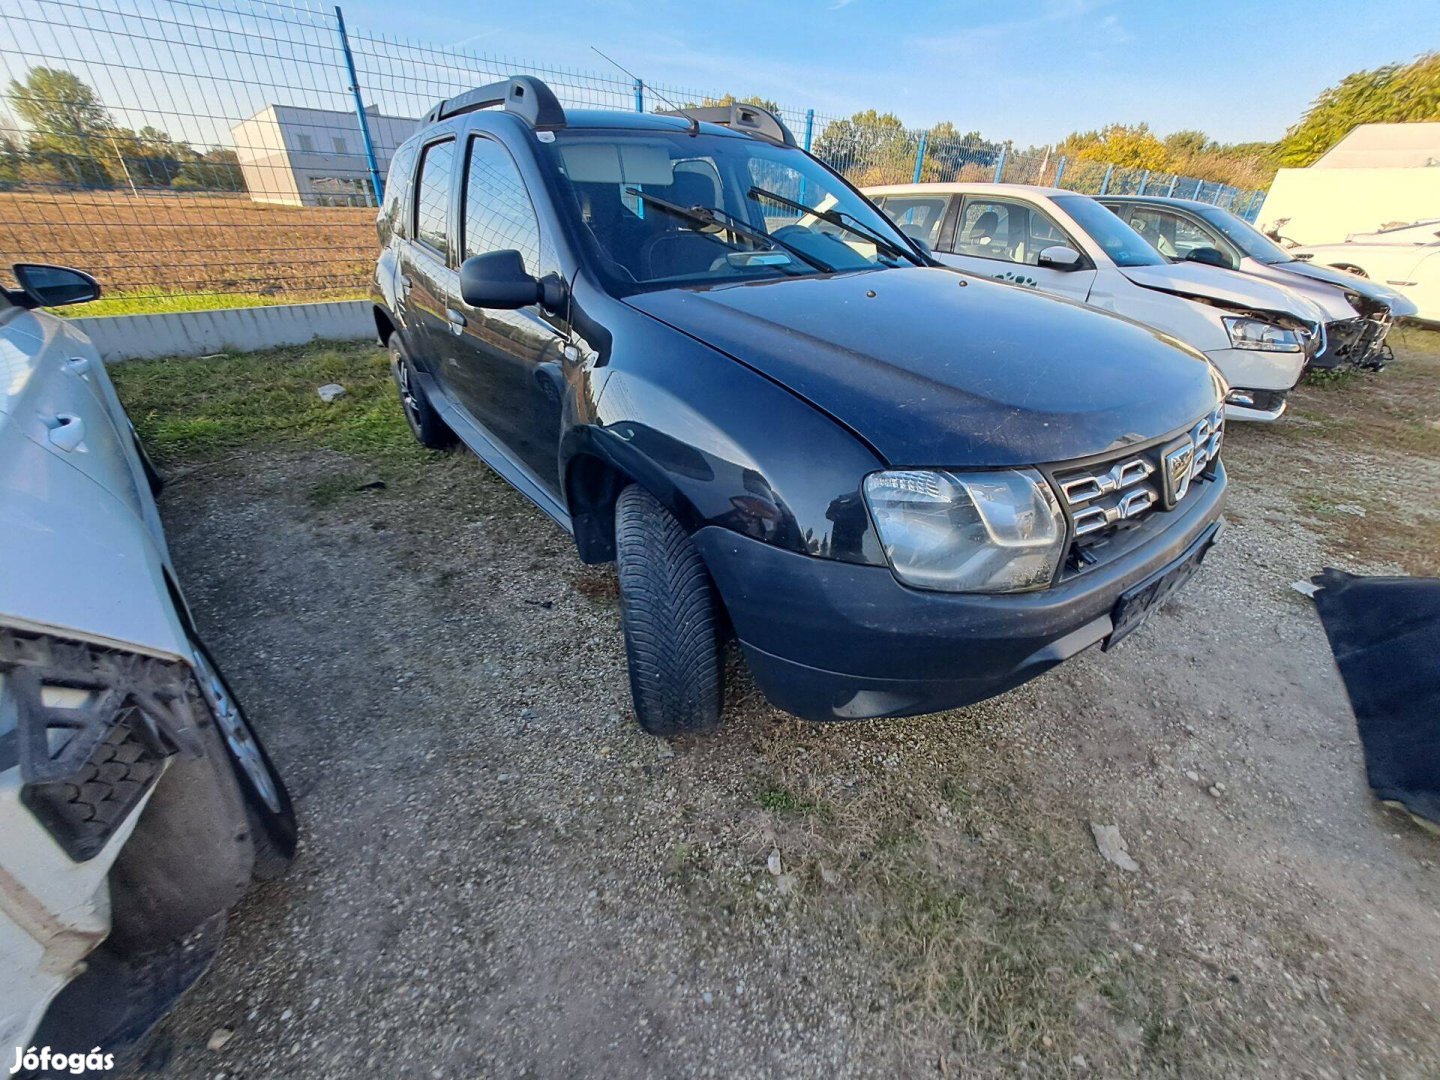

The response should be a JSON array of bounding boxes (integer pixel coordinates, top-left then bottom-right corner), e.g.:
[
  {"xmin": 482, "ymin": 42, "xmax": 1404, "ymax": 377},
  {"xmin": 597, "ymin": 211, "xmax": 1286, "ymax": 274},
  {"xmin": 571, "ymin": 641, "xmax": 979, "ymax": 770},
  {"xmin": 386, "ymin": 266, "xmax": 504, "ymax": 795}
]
[
  {"xmin": 748, "ymin": 185, "xmax": 924, "ymax": 266},
  {"xmin": 624, "ymin": 188, "xmax": 834, "ymax": 273}
]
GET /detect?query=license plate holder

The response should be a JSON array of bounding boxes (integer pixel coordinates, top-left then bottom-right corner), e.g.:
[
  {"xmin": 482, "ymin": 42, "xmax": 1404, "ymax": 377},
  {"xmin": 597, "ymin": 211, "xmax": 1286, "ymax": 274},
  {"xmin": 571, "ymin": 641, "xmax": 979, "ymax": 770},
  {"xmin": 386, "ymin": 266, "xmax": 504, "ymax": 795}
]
[{"xmin": 1104, "ymin": 522, "xmax": 1222, "ymax": 650}]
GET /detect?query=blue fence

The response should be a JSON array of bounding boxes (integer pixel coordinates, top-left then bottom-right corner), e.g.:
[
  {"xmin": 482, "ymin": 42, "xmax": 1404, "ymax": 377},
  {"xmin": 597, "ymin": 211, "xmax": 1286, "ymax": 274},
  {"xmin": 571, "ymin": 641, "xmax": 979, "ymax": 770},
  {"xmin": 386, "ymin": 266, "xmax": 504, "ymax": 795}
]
[{"xmin": 0, "ymin": 0, "xmax": 1266, "ymax": 305}]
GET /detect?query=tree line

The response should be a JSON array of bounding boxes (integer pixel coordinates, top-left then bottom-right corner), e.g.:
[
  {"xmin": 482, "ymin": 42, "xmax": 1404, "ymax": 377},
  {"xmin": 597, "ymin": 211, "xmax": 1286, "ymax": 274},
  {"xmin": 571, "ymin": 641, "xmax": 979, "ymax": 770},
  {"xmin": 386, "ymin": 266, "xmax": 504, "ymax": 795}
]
[
  {"xmin": 1, "ymin": 68, "xmax": 244, "ymax": 192},
  {"xmin": 714, "ymin": 50, "xmax": 1439, "ymax": 192}
]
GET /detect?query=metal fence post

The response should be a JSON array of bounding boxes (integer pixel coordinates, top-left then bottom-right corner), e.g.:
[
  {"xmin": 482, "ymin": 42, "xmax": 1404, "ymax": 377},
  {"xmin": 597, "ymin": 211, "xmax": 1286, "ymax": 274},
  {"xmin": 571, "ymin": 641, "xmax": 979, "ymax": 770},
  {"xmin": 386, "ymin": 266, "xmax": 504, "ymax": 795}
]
[
  {"xmin": 1054, "ymin": 155, "xmax": 1066, "ymax": 188},
  {"xmin": 1099, "ymin": 163, "xmax": 1113, "ymax": 194},
  {"xmin": 993, "ymin": 145, "xmax": 1007, "ymax": 183},
  {"xmin": 1137, "ymin": 169, "xmax": 1150, "ymax": 195},
  {"xmin": 1194, "ymin": 179, "xmax": 1205, "ymax": 202},
  {"xmin": 1166, "ymin": 175, "xmax": 1178, "ymax": 197},
  {"xmin": 1211, "ymin": 185, "xmax": 1224, "ymax": 205},
  {"xmin": 912, "ymin": 131, "xmax": 928, "ymax": 184},
  {"xmin": 633, "ymin": 78, "xmax": 644, "ymax": 112},
  {"xmin": 803, "ymin": 109, "xmax": 815, "ymax": 152},
  {"xmin": 334, "ymin": 5, "xmax": 384, "ymax": 205}
]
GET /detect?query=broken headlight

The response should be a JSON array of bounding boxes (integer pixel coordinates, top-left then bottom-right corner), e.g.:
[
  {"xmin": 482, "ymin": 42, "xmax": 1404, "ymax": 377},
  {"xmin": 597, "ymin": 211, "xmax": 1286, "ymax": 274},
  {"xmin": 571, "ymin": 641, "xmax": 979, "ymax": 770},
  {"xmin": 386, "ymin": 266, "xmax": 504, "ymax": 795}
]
[
  {"xmin": 1222, "ymin": 316, "xmax": 1303, "ymax": 353},
  {"xmin": 0, "ymin": 629, "xmax": 204, "ymax": 861},
  {"xmin": 863, "ymin": 469, "xmax": 1065, "ymax": 593}
]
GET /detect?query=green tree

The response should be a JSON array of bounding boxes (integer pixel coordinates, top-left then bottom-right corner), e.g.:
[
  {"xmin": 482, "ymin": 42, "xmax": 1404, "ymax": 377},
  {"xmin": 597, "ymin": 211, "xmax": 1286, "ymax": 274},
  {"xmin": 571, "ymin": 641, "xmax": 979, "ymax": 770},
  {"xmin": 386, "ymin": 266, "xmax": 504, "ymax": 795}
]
[
  {"xmin": 172, "ymin": 147, "xmax": 245, "ymax": 192},
  {"xmin": 7, "ymin": 66, "xmax": 114, "ymax": 185},
  {"xmin": 812, "ymin": 109, "xmax": 918, "ymax": 185},
  {"xmin": 1278, "ymin": 51, "xmax": 1440, "ymax": 167}
]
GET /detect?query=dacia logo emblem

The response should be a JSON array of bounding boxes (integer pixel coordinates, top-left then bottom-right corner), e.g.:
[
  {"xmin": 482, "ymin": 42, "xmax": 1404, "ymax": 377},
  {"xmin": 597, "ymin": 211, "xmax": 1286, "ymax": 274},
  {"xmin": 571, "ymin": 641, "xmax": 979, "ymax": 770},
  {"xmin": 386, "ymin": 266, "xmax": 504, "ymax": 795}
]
[{"xmin": 1161, "ymin": 437, "xmax": 1195, "ymax": 509}]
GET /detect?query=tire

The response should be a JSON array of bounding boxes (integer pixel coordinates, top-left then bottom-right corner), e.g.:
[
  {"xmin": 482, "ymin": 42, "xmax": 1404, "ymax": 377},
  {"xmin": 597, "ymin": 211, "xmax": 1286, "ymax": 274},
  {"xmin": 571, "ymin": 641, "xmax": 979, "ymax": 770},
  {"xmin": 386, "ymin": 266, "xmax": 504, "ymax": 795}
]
[
  {"xmin": 615, "ymin": 485, "xmax": 724, "ymax": 736},
  {"xmin": 389, "ymin": 334, "xmax": 456, "ymax": 450},
  {"xmin": 188, "ymin": 639, "xmax": 297, "ymax": 880}
]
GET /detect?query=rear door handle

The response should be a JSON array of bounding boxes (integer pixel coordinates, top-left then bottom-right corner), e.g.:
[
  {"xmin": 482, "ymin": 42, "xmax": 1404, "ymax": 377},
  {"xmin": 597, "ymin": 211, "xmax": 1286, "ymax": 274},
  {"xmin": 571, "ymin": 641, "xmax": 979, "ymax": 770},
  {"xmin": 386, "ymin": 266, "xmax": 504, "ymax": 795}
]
[
  {"xmin": 47, "ymin": 414, "xmax": 86, "ymax": 452},
  {"xmin": 446, "ymin": 309, "xmax": 467, "ymax": 334}
]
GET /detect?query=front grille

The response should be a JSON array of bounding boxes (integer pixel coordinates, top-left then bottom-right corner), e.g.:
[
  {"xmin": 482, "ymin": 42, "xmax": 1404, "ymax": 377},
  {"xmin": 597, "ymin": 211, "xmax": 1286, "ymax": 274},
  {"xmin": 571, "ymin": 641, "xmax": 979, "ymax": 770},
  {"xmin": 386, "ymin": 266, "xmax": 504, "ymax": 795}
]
[
  {"xmin": 1322, "ymin": 313, "xmax": 1391, "ymax": 370},
  {"xmin": 1050, "ymin": 406, "xmax": 1223, "ymax": 568}
]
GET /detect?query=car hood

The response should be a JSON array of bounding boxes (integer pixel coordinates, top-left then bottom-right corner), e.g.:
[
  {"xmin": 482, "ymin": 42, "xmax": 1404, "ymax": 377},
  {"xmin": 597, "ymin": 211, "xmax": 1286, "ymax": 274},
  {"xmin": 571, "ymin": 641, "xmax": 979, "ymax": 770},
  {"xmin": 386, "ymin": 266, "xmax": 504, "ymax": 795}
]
[
  {"xmin": 625, "ymin": 267, "xmax": 1220, "ymax": 467},
  {"xmin": 1118, "ymin": 262, "xmax": 1318, "ymax": 321},
  {"xmin": 1274, "ymin": 259, "xmax": 1418, "ymax": 316},
  {"xmin": 0, "ymin": 423, "xmax": 189, "ymax": 660}
]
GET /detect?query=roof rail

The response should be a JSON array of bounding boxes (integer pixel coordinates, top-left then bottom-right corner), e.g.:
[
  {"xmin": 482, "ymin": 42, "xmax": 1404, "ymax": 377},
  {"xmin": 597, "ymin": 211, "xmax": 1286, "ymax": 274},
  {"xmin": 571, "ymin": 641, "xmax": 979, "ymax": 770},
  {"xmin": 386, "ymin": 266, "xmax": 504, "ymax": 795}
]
[
  {"xmin": 424, "ymin": 76, "xmax": 566, "ymax": 128},
  {"xmin": 656, "ymin": 103, "xmax": 796, "ymax": 147}
]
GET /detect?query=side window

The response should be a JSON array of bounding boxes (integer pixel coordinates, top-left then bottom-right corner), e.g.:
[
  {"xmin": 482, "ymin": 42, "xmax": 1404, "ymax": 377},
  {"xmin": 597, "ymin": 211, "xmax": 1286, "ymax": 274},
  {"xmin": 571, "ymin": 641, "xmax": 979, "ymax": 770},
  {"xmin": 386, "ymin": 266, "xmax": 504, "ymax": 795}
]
[
  {"xmin": 876, "ymin": 196, "xmax": 950, "ymax": 246},
  {"xmin": 379, "ymin": 141, "xmax": 417, "ymax": 239},
  {"xmin": 463, "ymin": 137, "xmax": 542, "ymax": 272},
  {"xmin": 1129, "ymin": 208, "xmax": 1214, "ymax": 260},
  {"xmin": 414, "ymin": 139, "xmax": 456, "ymax": 257},
  {"xmin": 956, "ymin": 199, "xmax": 1069, "ymax": 266},
  {"xmin": 956, "ymin": 200, "xmax": 1014, "ymax": 260}
]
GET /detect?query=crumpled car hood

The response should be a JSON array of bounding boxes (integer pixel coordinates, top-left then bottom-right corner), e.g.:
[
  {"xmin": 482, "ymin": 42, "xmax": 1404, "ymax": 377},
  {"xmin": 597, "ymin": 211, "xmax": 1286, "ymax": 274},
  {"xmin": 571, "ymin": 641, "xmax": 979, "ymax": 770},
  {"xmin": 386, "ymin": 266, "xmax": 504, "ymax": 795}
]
[
  {"xmin": 1118, "ymin": 262, "xmax": 1318, "ymax": 321},
  {"xmin": 1278, "ymin": 259, "xmax": 1419, "ymax": 317},
  {"xmin": 626, "ymin": 267, "xmax": 1220, "ymax": 466}
]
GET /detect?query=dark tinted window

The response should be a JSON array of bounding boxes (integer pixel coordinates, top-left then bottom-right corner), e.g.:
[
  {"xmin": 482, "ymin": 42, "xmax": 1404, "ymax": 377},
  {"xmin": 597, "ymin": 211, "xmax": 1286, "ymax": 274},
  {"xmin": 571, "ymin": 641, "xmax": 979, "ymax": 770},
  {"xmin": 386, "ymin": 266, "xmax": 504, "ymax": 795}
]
[
  {"xmin": 463, "ymin": 137, "xmax": 542, "ymax": 270},
  {"xmin": 414, "ymin": 139, "xmax": 455, "ymax": 255}
]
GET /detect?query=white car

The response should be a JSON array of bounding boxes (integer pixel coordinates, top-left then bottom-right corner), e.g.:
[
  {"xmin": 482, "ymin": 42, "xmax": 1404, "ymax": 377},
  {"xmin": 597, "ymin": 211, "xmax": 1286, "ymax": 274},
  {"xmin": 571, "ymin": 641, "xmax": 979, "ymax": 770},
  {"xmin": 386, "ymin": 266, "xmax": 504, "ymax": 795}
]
[
  {"xmin": 1290, "ymin": 220, "xmax": 1440, "ymax": 324},
  {"xmin": 866, "ymin": 183, "xmax": 1326, "ymax": 421},
  {"xmin": 1097, "ymin": 195, "xmax": 1417, "ymax": 369},
  {"xmin": 1, "ymin": 264, "xmax": 295, "ymax": 1067}
]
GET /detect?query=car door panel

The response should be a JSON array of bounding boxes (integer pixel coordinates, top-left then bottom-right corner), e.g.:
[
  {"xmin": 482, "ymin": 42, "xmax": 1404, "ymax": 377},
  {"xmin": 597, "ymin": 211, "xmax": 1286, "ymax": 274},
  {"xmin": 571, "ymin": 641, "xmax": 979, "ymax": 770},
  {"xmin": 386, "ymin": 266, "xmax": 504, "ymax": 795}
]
[
  {"xmin": 940, "ymin": 197, "xmax": 1094, "ymax": 302},
  {"xmin": 447, "ymin": 134, "xmax": 568, "ymax": 498}
]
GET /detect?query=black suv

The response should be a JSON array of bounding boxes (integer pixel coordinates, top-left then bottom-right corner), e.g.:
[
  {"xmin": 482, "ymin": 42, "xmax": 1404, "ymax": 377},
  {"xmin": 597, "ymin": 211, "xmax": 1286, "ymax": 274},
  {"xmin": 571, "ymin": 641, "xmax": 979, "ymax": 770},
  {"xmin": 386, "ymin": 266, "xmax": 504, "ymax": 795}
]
[{"xmin": 372, "ymin": 77, "xmax": 1227, "ymax": 735}]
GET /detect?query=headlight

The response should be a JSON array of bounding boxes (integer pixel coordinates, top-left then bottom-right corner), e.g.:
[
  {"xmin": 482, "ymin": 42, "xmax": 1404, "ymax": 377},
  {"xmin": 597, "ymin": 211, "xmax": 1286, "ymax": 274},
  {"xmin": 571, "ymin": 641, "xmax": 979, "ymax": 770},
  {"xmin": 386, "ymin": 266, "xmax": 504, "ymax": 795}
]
[
  {"xmin": 1222, "ymin": 316, "xmax": 1302, "ymax": 352},
  {"xmin": 862, "ymin": 469, "xmax": 1065, "ymax": 593}
]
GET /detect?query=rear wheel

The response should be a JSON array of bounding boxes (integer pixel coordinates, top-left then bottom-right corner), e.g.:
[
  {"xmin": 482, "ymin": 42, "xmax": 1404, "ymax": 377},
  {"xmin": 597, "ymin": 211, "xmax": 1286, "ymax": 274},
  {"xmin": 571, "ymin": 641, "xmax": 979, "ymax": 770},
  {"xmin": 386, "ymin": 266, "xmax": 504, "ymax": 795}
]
[
  {"xmin": 389, "ymin": 335, "xmax": 455, "ymax": 450},
  {"xmin": 615, "ymin": 485, "xmax": 724, "ymax": 736},
  {"xmin": 189, "ymin": 640, "xmax": 297, "ymax": 879}
]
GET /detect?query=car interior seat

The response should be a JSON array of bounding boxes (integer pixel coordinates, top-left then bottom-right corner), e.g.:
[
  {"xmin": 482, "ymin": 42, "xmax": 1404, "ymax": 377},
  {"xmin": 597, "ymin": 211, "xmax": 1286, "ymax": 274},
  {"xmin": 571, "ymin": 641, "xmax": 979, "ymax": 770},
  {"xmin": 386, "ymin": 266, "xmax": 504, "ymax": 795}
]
[{"xmin": 640, "ymin": 170, "xmax": 734, "ymax": 279}]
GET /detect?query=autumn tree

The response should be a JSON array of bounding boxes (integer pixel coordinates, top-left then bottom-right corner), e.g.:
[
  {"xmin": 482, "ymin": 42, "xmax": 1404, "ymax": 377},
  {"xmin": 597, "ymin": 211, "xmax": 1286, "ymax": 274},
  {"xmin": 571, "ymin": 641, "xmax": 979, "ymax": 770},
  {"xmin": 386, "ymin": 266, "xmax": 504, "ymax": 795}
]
[{"xmin": 1277, "ymin": 51, "xmax": 1440, "ymax": 166}]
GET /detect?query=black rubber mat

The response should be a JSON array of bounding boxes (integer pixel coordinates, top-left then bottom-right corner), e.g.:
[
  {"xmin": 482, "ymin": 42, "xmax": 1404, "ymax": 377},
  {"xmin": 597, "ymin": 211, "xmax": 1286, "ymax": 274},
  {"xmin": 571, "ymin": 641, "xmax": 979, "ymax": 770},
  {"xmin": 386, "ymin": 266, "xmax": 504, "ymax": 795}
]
[{"xmin": 1312, "ymin": 568, "xmax": 1440, "ymax": 829}]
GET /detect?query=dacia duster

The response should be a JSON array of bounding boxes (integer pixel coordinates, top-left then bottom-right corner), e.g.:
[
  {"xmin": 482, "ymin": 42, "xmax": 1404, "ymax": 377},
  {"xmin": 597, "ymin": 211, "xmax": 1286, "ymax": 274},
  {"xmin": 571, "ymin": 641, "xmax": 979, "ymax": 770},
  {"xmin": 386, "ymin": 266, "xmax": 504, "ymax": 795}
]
[{"xmin": 371, "ymin": 78, "xmax": 1227, "ymax": 735}]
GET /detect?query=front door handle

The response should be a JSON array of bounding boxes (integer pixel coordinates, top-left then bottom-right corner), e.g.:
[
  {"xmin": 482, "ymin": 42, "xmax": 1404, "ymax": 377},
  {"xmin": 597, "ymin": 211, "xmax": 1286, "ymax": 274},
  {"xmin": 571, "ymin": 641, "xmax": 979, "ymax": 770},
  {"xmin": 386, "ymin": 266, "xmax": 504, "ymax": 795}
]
[
  {"xmin": 446, "ymin": 309, "xmax": 467, "ymax": 334},
  {"xmin": 47, "ymin": 414, "xmax": 86, "ymax": 452},
  {"xmin": 400, "ymin": 274, "xmax": 413, "ymax": 290}
]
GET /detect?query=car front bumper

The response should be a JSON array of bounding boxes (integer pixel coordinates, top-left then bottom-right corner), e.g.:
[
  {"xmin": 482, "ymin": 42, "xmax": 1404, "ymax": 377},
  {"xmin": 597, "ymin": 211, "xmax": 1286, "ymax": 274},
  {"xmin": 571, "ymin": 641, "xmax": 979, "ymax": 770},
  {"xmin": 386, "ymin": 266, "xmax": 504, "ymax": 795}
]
[
  {"xmin": 693, "ymin": 466, "xmax": 1226, "ymax": 721},
  {"xmin": 1204, "ymin": 345, "xmax": 1306, "ymax": 394}
]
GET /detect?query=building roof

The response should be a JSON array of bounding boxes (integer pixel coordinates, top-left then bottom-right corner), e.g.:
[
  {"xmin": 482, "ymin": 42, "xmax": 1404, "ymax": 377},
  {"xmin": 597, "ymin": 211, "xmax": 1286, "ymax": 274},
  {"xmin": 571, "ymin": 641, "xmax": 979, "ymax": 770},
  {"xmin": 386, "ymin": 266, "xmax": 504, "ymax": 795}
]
[{"xmin": 1312, "ymin": 122, "xmax": 1440, "ymax": 169}]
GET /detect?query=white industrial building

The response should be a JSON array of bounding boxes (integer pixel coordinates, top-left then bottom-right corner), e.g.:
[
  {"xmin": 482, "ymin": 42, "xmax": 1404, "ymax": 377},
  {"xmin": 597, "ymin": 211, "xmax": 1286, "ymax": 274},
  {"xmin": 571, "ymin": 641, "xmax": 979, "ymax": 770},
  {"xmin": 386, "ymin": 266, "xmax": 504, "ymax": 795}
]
[
  {"xmin": 1258, "ymin": 122, "xmax": 1440, "ymax": 244},
  {"xmin": 231, "ymin": 104, "xmax": 418, "ymax": 207}
]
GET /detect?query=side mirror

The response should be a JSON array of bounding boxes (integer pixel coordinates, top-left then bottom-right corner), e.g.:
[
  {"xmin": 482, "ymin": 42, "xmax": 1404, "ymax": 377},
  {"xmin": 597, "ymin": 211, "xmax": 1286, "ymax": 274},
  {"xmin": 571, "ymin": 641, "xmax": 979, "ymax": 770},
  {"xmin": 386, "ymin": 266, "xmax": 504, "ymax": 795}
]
[
  {"xmin": 459, "ymin": 250, "xmax": 540, "ymax": 310},
  {"xmin": 1184, "ymin": 246, "xmax": 1236, "ymax": 271},
  {"xmin": 1036, "ymin": 245, "xmax": 1083, "ymax": 271},
  {"xmin": 13, "ymin": 263, "xmax": 100, "ymax": 308}
]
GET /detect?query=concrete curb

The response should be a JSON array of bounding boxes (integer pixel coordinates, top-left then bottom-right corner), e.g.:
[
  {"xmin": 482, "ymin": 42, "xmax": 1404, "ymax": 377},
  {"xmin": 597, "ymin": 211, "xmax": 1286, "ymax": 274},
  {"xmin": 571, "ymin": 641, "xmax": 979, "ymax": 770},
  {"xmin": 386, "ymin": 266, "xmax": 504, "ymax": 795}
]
[{"xmin": 73, "ymin": 300, "xmax": 374, "ymax": 362}]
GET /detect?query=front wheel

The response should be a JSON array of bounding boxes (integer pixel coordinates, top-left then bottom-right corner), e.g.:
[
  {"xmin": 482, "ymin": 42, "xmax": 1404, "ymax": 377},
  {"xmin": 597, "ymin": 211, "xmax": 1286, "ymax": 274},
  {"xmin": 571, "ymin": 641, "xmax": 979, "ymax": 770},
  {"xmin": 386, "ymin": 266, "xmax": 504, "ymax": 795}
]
[
  {"xmin": 615, "ymin": 485, "xmax": 724, "ymax": 736},
  {"xmin": 189, "ymin": 639, "xmax": 297, "ymax": 879}
]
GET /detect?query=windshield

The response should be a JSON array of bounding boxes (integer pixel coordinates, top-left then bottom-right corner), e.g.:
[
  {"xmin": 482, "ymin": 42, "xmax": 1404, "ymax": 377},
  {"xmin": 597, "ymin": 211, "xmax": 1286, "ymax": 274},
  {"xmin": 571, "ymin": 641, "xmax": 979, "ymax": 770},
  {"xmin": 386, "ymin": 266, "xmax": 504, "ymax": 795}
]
[
  {"xmin": 540, "ymin": 128, "xmax": 920, "ymax": 292},
  {"xmin": 1053, "ymin": 195, "xmax": 1165, "ymax": 267},
  {"xmin": 1192, "ymin": 205, "xmax": 1294, "ymax": 264}
]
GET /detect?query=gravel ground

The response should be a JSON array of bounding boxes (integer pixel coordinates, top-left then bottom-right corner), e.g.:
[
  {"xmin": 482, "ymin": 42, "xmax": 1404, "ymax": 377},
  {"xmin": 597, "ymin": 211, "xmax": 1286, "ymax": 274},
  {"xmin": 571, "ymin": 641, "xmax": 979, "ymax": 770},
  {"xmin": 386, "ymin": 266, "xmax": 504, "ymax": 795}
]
[{"xmin": 117, "ymin": 330, "xmax": 1440, "ymax": 1079}]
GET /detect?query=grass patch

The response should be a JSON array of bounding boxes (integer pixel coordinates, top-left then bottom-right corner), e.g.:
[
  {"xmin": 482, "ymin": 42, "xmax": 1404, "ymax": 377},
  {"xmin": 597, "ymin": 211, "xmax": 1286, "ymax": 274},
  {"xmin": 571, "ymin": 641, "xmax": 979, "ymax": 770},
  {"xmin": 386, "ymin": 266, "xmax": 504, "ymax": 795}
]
[
  {"xmin": 757, "ymin": 784, "xmax": 824, "ymax": 815},
  {"xmin": 110, "ymin": 341, "xmax": 427, "ymax": 465},
  {"xmin": 58, "ymin": 289, "xmax": 366, "ymax": 318}
]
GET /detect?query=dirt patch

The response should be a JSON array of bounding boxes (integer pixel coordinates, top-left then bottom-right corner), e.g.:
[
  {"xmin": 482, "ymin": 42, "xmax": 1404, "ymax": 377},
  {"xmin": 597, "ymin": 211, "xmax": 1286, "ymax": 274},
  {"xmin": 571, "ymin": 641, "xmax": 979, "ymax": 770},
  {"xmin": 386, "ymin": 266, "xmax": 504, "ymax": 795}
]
[
  {"xmin": 0, "ymin": 190, "xmax": 372, "ymax": 301},
  {"xmin": 113, "ymin": 331, "xmax": 1440, "ymax": 1078}
]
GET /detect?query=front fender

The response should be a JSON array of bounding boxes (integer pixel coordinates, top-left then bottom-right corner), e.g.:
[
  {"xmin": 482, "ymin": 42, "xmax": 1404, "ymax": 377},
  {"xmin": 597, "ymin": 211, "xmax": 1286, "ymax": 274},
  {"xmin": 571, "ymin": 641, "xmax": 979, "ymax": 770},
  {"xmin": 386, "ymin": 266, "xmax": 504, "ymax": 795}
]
[{"xmin": 567, "ymin": 323, "xmax": 887, "ymax": 567}]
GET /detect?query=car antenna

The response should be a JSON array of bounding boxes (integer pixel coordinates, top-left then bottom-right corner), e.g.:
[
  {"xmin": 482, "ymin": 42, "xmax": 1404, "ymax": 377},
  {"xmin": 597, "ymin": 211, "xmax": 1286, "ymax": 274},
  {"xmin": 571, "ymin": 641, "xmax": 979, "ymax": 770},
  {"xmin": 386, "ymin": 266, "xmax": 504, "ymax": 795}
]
[{"xmin": 589, "ymin": 46, "xmax": 700, "ymax": 135}]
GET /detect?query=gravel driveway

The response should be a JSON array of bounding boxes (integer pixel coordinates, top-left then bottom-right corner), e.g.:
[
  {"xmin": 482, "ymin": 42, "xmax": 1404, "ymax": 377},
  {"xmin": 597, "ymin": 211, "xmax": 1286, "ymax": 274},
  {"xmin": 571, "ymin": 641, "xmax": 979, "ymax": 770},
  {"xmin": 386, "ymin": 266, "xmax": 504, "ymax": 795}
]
[{"xmin": 113, "ymin": 329, "xmax": 1440, "ymax": 1079}]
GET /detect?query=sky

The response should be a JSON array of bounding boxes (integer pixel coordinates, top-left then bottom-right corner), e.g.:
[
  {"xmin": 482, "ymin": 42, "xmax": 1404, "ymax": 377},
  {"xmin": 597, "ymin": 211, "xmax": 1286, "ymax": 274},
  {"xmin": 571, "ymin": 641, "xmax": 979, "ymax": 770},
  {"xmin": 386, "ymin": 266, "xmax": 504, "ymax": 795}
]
[{"xmin": 340, "ymin": 0, "xmax": 1440, "ymax": 146}]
